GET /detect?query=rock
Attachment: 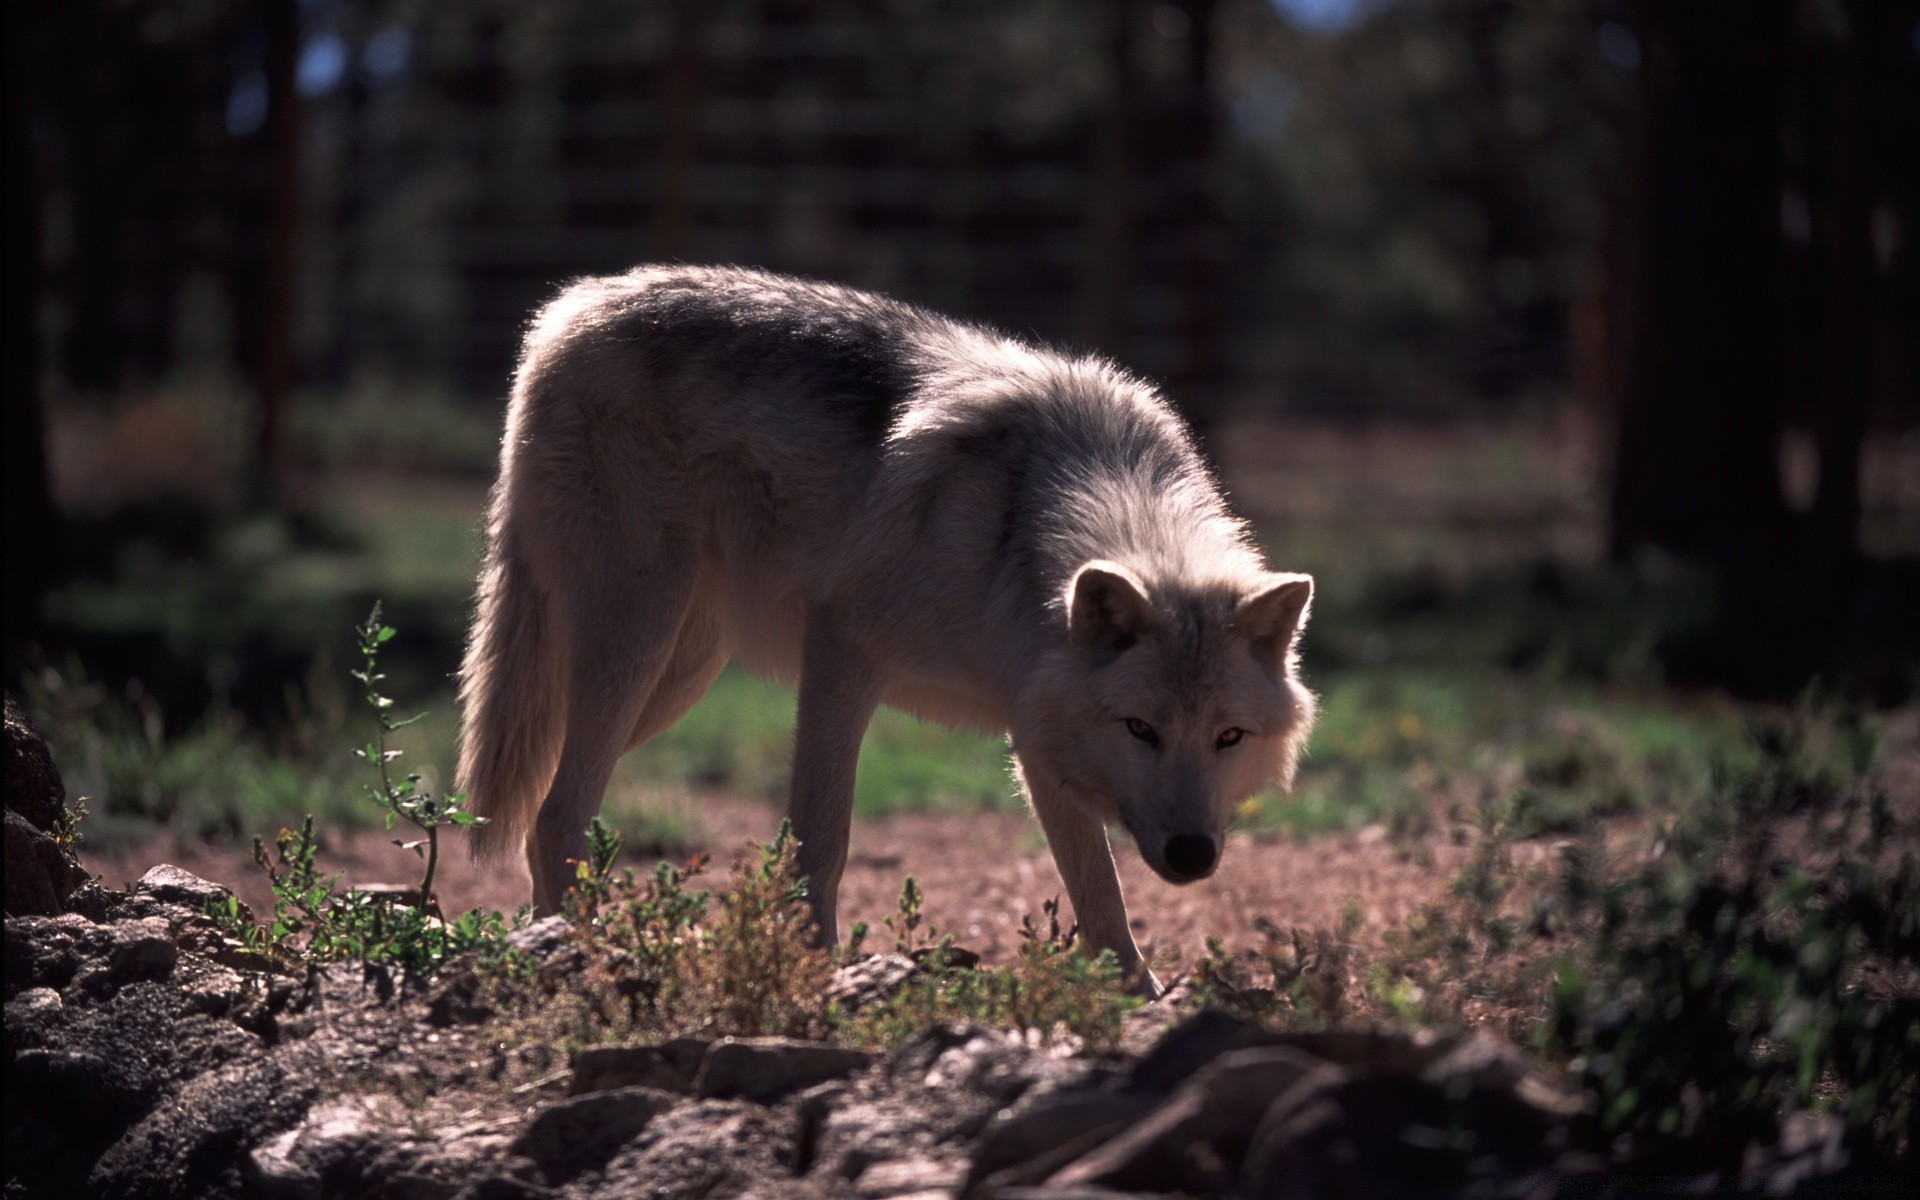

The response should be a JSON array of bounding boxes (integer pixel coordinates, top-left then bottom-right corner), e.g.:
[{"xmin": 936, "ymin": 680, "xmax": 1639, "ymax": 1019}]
[
  {"xmin": 4, "ymin": 911, "xmax": 94, "ymax": 996},
  {"xmin": 452, "ymin": 1178, "xmax": 558, "ymax": 1200},
  {"xmin": 3, "ymin": 693, "xmax": 87, "ymax": 918},
  {"xmin": 1239, "ymin": 1062, "xmax": 1573, "ymax": 1199},
  {"xmin": 825, "ymin": 953, "xmax": 918, "ymax": 1013},
  {"xmin": 853, "ymin": 1154, "xmax": 965, "ymax": 1197},
  {"xmin": 511, "ymin": 1085, "xmax": 678, "ymax": 1177},
  {"xmin": 6, "ymin": 984, "xmax": 64, "ymax": 1027},
  {"xmin": 4, "ymin": 693, "xmax": 69, "ymax": 832},
  {"xmin": 590, "ymin": 1100, "xmax": 790, "ymax": 1197},
  {"xmin": 693, "ymin": 1037, "xmax": 875, "ymax": 1101},
  {"xmin": 892, "ymin": 1023, "xmax": 1104, "ymax": 1104},
  {"xmin": 134, "ymin": 865, "xmax": 247, "ymax": 919},
  {"xmin": 5, "ymin": 810, "xmax": 89, "ymax": 917},
  {"xmin": 72, "ymin": 915, "xmax": 179, "ymax": 994},
  {"xmin": 89, "ymin": 1055, "xmax": 320, "ymax": 1200},
  {"xmin": 570, "ymin": 1040, "xmax": 706, "ymax": 1095},
  {"xmin": 426, "ymin": 963, "xmax": 494, "ymax": 1026},
  {"xmin": 1047, "ymin": 1047, "xmax": 1341, "ymax": 1194},
  {"xmin": 247, "ymin": 1099, "xmax": 389, "ymax": 1200},
  {"xmin": 506, "ymin": 915, "xmax": 573, "ymax": 962},
  {"xmin": 1124, "ymin": 1008, "xmax": 1282, "ymax": 1092},
  {"xmin": 1125, "ymin": 1010, "xmax": 1452, "ymax": 1094},
  {"xmin": 967, "ymin": 1091, "xmax": 1160, "ymax": 1190},
  {"xmin": 991, "ymin": 1190, "xmax": 1154, "ymax": 1200}
]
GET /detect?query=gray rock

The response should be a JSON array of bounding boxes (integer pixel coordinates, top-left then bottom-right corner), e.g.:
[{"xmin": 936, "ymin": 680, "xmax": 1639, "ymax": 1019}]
[
  {"xmin": 593, "ymin": 1100, "xmax": 790, "ymax": 1198},
  {"xmin": 72, "ymin": 915, "xmax": 179, "ymax": 994},
  {"xmin": 89, "ymin": 1054, "xmax": 320, "ymax": 1200},
  {"xmin": 5, "ymin": 810, "xmax": 89, "ymax": 917},
  {"xmin": 1047, "ymin": 1047, "xmax": 1341, "ymax": 1193},
  {"xmin": 248, "ymin": 1099, "xmax": 395, "ymax": 1200},
  {"xmin": 570, "ymin": 1040, "xmax": 707, "ymax": 1095},
  {"xmin": 5, "ymin": 984, "xmax": 63, "ymax": 1028},
  {"xmin": 506, "ymin": 915, "xmax": 573, "ymax": 962},
  {"xmin": 4, "ymin": 693, "xmax": 68, "ymax": 832},
  {"xmin": 511, "ymin": 1084, "xmax": 678, "ymax": 1177},
  {"xmin": 990, "ymin": 1189, "xmax": 1150, "ymax": 1200},
  {"xmin": 452, "ymin": 1178, "xmax": 558, "ymax": 1200},
  {"xmin": 825, "ymin": 953, "xmax": 917, "ymax": 1012},
  {"xmin": 967, "ymin": 1091, "xmax": 1160, "ymax": 1190},
  {"xmin": 853, "ymin": 1154, "xmax": 965, "ymax": 1197},
  {"xmin": 134, "ymin": 864, "xmax": 246, "ymax": 918},
  {"xmin": 1240, "ymin": 1061, "xmax": 1574, "ymax": 1199},
  {"xmin": 693, "ymin": 1037, "xmax": 874, "ymax": 1101},
  {"xmin": 4, "ymin": 694, "xmax": 87, "ymax": 917},
  {"xmin": 892, "ymin": 1023, "xmax": 1102, "ymax": 1104},
  {"xmin": 4, "ymin": 911, "xmax": 93, "ymax": 996}
]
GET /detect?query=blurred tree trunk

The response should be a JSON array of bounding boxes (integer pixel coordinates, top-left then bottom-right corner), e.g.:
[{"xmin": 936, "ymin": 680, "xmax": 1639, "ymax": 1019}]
[
  {"xmin": 1608, "ymin": 0, "xmax": 1795, "ymax": 572},
  {"xmin": 655, "ymin": 0, "xmax": 707, "ymax": 260},
  {"xmin": 1169, "ymin": 0, "xmax": 1222, "ymax": 453},
  {"xmin": 1084, "ymin": 0, "xmax": 1138, "ymax": 359},
  {"xmin": 5, "ymin": 9, "xmax": 57, "ymax": 674},
  {"xmin": 254, "ymin": 0, "xmax": 301, "ymax": 507},
  {"xmin": 1809, "ymin": 0, "xmax": 1883, "ymax": 568}
]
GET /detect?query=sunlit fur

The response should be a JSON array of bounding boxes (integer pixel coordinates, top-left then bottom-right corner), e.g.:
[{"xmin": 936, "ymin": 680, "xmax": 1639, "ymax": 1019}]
[{"xmin": 457, "ymin": 265, "xmax": 1316, "ymax": 994}]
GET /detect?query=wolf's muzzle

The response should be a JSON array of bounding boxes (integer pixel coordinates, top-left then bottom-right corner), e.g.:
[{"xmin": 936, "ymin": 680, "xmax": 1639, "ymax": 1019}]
[{"xmin": 1162, "ymin": 834, "xmax": 1219, "ymax": 882}]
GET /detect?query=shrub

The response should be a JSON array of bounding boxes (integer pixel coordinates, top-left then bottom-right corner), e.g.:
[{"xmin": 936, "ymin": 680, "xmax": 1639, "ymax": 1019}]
[
  {"xmin": 213, "ymin": 604, "xmax": 520, "ymax": 977},
  {"xmin": 1546, "ymin": 715, "xmax": 1919, "ymax": 1164}
]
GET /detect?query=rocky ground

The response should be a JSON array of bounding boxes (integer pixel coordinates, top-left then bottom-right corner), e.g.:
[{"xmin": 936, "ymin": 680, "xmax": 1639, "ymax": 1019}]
[
  {"xmin": 81, "ymin": 797, "xmax": 1486, "ymax": 984},
  {"xmin": 11, "ymin": 700, "xmax": 1906, "ymax": 1198}
]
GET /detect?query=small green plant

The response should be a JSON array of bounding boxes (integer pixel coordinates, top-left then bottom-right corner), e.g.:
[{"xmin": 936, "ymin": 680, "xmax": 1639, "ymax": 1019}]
[
  {"xmin": 212, "ymin": 605, "xmax": 521, "ymax": 977},
  {"xmin": 351, "ymin": 602, "xmax": 485, "ymax": 912},
  {"xmin": 559, "ymin": 827, "xmax": 825, "ymax": 1042},
  {"xmin": 1191, "ymin": 913, "xmax": 1359, "ymax": 1029},
  {"xmin": 52, "ymin": 794, "xmax": 88, "ymax": 857},
  {"xmin": 845, "ymin": 883, "xmax": 1141, "ymax": 1051},
  {"xmin": 237, "ymin": 815, "xmax": 519, "ymax": 973}
]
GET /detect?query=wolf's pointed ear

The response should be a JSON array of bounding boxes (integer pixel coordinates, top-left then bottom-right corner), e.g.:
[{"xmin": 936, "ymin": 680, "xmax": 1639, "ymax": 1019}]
[
  {"xmin": 1068, "ymin": 561, "xmax": 1154, "ymax": 663},
  {"xmin": 1237, "ymin": 573, "xmax": 1313, "ymax": 670}
]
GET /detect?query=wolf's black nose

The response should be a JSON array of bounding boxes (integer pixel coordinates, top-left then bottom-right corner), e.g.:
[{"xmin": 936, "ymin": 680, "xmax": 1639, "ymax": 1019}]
[{"xmin": 1164, "ymin": 834, "xmax": 1218, "ymax": 881}]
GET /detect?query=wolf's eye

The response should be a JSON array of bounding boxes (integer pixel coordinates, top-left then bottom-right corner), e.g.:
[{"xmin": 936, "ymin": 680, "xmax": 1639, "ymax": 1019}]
[
  {"xmin": 1124, "ymin": 718, "xmax": 1159, "ymax": 747},
  {"xmin": 1216, "ymin": 727, "xmax": 1247, "ymax": 749}
]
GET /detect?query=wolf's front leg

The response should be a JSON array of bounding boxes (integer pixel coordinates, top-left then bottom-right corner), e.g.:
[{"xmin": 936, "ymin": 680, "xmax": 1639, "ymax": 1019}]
[
  {"xmin": 1030, "ymin": 791, "xmax": 1161, "ymax": 998},
  {"xmin": 787, "ymin": 620, "xmax": 881, "ymax": 947}
]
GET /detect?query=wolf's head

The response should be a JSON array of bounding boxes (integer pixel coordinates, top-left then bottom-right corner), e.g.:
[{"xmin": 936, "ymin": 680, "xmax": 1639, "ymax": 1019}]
[{"xmin": 1015, "ymin": 560, "xmax": 1316, "ymax": 884}]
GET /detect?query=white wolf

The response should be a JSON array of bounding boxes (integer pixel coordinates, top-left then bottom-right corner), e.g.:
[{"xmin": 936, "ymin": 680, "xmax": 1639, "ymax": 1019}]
[{"xmin": 457, "ymin": 265, "xmax": 1315, "ymax": 991}]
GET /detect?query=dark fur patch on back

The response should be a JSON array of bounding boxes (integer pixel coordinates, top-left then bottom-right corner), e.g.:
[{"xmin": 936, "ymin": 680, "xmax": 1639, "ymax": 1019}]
[{"xmin": 623, "ymin": 273, "xmax": 924, "ymax": 445}]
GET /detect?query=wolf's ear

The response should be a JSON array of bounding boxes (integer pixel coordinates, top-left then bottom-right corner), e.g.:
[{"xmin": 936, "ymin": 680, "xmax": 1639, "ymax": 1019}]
[
  {"xmin": 1237, "ymin": 572, "xmax": 1313, "ymax": 669},
  {"xmin": 1068, "ymin": 561, "xmax": 1155, "ymax": 663}
]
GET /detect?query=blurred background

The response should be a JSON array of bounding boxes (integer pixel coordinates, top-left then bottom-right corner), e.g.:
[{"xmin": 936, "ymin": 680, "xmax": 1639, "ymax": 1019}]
[{"xmin": 5, "ymin": 0, "xmax": 1916, "ymax": 861}]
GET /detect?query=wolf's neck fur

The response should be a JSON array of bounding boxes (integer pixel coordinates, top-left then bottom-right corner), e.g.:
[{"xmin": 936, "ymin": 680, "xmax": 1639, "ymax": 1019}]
[{"xmin": 1019, "ymin": 362, "xmax": 1262, "ymax": 607}]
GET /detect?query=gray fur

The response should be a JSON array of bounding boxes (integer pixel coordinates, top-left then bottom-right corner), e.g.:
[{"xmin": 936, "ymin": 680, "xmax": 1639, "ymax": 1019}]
[{"xmin": 458, "ymin": 265, "xmax": 1315, "ymax": 994}]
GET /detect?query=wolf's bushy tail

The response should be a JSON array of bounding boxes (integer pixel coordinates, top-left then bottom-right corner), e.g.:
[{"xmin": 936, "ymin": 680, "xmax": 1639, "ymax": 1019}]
[{"xmin": 457, "ymin": 536, "xmax": 564, "ymax": 862}]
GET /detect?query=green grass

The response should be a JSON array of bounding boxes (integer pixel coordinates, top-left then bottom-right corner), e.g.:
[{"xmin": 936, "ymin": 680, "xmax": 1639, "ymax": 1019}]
[
  {"xmin": 619, "ymin": 665, "xmax": 1018, "ymax": 817},
  {"xmin": 1253, "ymin": 669, "xmax": 1759, "ymax": 840}
]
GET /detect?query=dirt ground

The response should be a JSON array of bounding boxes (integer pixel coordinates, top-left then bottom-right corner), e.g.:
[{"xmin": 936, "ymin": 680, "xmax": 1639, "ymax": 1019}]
[{"xmin": 82, "ymin": 795, "xmax": 1482, "ymax": 970}]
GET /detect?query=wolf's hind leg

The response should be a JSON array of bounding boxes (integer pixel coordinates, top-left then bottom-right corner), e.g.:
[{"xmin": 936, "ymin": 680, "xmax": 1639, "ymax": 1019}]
[
  {"xmin": 1025, "ymin": 778, "xmax": 1157, "ymax": 997},
  {"xmin": 623, "ymin": 597, "xmax": 728, "ymax": 754},
  {"xmin": 529, "ymin": 552, "xmax": 700, "ymax": 914},
  {"xmin": 787, "ymin": 618, "xmax": 881, "ymax": 947}
]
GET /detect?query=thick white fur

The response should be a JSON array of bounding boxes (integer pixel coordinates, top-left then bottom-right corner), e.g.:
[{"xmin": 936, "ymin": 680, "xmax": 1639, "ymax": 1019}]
[{"xmin": 457, "ymin": 266, "xmax": 1315, "ymax": 993}]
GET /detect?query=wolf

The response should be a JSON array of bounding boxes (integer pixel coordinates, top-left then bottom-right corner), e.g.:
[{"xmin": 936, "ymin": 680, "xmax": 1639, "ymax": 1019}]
[{"xmin": 457, "ymin": 265, "xmax": 1315, "ymax": 991}]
